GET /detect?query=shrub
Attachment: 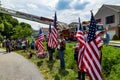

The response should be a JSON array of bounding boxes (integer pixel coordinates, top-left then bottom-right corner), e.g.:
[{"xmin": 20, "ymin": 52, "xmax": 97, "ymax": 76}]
[
  {"xmin": 112, "ymin": 34, "xmax": 119, "ymax": 40},
  {"xmin": 109, "ymin": 63, "xmax": 120, "ymax": 80},
  {"xmin": 102, "ymin": 45, "xmax": 120, "ymax": 79}
]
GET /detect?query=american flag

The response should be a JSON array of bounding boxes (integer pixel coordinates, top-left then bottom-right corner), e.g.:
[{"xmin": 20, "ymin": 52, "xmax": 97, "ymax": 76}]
[
  {"xmin": 48, "ymin": 23, "xmax": 53, "ymax": 48},
  {"xmin": 37, "ymin": 27, "xmax": 44, "ymax": 54},
  {"xmin": 83, "ymin": 11, "xmax": 102, "ymax": 80},
  {"xmin": 76, "ymin": 18, "xmax": 85, "ymax": 71},
  {"xmin": 51, "ymin": 12, "xmax": 58, "ymax": 48}
]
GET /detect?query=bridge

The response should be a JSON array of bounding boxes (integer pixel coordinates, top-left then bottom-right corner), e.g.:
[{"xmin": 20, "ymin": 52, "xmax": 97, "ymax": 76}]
[{"xmin": 0, "ymin": 7, "xmax": 68, "ymax": 30}]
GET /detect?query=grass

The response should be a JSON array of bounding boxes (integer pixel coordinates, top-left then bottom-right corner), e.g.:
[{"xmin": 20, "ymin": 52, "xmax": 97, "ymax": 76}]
[
  {"xmin": 14, "ymin": 42, "xmax": 84, "ymax": 80},
  {"xmin": 111, "ymin": 40, "xmax": 120, "ymax": 42},
  {"xmin": 1, "ymin": 41, "xmax": 119, "ymax": 80}
]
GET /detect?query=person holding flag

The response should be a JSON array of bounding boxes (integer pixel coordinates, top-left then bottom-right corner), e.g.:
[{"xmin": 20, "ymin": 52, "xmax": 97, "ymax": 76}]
[
  {"xmin": 51, "ymin": 11, "xmax": 58, "ymax": 49},
  {"xmin": 46, "ymin": 11, "xmax": 58, "ymax": 61},
  {"xmin": 75, "ymin": 17, "xmax": 85, "ymax": 80},
  {"xmin": 36, "ymin": 27, "xmax": 45, "ymax": 58},
  {"xmin": 47, "ymin": 23, "xmax": 55, "ymax": 61},
  {"xmin": 82, "ymin": 11, "xmax": 103, "ymax": 80},
  {"xmin": 58, "ymin": 33, "xmax": 66, "ymax": 69},
  {"xmin": 51, "ymin": 12, "xmax": 66, "ymax": 69}
]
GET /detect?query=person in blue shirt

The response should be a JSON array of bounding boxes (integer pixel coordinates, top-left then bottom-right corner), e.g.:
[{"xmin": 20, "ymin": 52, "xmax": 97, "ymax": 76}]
[
  {"xmin": 30, "ymin": 39, "xmax": 35, "ymax": 50},
  {"xmin": 103, "ymin": 30, "xmax": 110, "ymax": 44}
]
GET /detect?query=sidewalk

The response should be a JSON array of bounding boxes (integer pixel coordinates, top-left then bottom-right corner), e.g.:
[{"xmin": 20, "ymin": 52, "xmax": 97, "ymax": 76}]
[
  {"xmin": 109, "ymin": 41, "xmax": 120, "ymax": 47},
  {"xmin": 0, "ymin": 49, "xmax": 44, "ymax": 80}
]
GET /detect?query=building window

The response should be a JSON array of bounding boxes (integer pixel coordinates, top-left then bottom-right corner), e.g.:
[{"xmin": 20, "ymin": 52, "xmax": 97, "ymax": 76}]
[
  {"xmin": 106, "ymin": 15, "xmax": 115, "ymax": 24},
  {"xmin": 96, "ymin": 19, "xmax": 101, "ymax": 23}
]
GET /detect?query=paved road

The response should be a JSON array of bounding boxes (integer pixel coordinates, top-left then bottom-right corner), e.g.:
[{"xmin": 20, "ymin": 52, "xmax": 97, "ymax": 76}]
[{"xmin": 0, "ymin": 49, "xmax": 44, "ymax": 80}]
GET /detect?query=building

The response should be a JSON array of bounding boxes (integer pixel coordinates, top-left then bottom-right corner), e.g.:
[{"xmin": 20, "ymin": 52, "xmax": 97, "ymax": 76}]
[
  {"xmin": 68, "ymin": 22, "xmax": 78, "ymax": 32},
  {"xmin": 42, "ymin": 28, "xmax": 49, "ymax": 36},
  {"xmin": 95, "ymin": 4, "xmax": 120, "ymax": 39},
  {"xmin": 32, "ymin": 28, "xmax": 49, "ymax": 39}
]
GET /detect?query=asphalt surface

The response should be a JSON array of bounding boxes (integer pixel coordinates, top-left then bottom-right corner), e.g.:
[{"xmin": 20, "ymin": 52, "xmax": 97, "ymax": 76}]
[{"xmin": 0, "ymin": 49, "xmax": 44, "ymax": 80}]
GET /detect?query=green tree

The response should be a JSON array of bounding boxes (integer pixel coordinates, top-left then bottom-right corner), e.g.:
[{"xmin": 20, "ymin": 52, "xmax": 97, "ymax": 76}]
[
  {"xmin": 12, "ymin": 24, "xmax": 32, "ymax": 39},
  {"xmin": 8, "ymin": 18, "xmax": 19, "ymax": 27},
  {"xmin": 0, "ymin": 1, "xmax": 1, "ymax": 7},
  {"xmin": 0, "ymin": 33, "xmax": 3, "ymax": 41},
  {"xmin": 0, "ymin": 22, "xmax": 4, "ymax": 32},
  {"xmin": 2, "ymin": 20, "xmax": 13, "ymax": 38},
  {"xmin": 20, "ymin": 22, "xmax": 32, "ymax": 28},
  {"xmin": 0, "ymin": 13, "xmax": 33, "ymax": 39}
]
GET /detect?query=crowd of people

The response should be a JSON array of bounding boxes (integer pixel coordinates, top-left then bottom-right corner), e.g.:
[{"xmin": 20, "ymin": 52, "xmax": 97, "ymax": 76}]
[
  {"xmin": 2, "ymin": 38, "xmax": 34, "ymax": 53},
  {"xmin": 1, "ymin": 28, "xmax": 110, "ymax": 80},
  {"xmin": 1, "ymin": 38, "xmax": 38, "ymax": 53}
]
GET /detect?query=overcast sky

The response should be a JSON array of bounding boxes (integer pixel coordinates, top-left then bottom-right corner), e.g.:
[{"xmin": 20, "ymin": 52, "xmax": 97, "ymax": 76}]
[{"xmin": 1, "ymin": 0, "xmax": 120, "ymax": 30}]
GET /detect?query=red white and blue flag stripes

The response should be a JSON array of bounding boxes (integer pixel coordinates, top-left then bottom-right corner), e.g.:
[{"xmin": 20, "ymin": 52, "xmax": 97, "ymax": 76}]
[
  {"xmin": 83, "ymin": 11, "xmax": 102, "ymax": 80},
  {"xmin": 51, "ymin": 12, "xmax": 58, "ymax": 48},
  {"xmin": 37, "ymin": 27, "xmax": 44, "ymax": 54},
  {"xmin": 76, "ymin": 17, "xmax": 85, "ymax": 71},
  {"xmin": 48, "ymin": 23, "xmax": 53, "ymax": 48}
]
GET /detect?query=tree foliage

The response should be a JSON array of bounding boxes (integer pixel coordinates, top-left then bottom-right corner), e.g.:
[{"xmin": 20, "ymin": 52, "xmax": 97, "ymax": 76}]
[
  {"xmin": 0, "ymin": 22, "xmax": 4, "ymax": 32},
  {"xmin": 12, "ymin": 25, "xmax": 32, "ymax": 39},
  {"xmin": 0, "ymin": 13, "xmax": 33, "ymax": 39},
  {"xmin": 2, "ymin": 20, "xmax": 13, "ymax": 38}
]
